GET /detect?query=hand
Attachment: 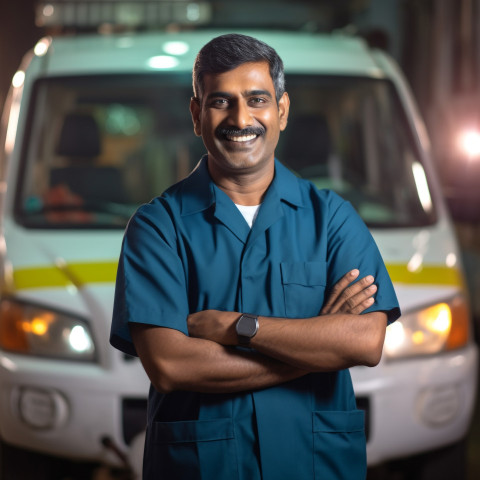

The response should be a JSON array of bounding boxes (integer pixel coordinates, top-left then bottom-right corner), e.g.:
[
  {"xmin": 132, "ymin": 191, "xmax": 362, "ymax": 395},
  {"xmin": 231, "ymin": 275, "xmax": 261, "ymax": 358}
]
[
  {"xmin": 187, "ymin": 309, "xmax": 239, "ymax": 345},
  {"xmin": 320, "ymin": 269, "xmax": 376, "ymax": 315}
]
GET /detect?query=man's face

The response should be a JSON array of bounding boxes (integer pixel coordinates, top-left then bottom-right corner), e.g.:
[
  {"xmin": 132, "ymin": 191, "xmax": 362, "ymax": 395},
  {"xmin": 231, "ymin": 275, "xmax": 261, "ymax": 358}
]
[{"xmin": 190, "ymin": 61, "xmax": 289, "ymax": 177}]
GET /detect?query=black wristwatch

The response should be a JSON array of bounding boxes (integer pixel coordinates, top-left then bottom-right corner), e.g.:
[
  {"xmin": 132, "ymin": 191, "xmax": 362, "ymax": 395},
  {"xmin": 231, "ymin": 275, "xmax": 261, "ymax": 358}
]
[{"xmin": 236, "ymin": 313, "xmax": 259, "ymax": 346}]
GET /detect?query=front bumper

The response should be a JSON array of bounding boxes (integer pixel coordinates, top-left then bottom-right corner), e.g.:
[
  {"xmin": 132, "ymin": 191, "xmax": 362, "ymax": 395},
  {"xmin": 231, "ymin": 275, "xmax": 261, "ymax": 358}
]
[
  {"xmin": 0, "ymin": 351, "xmax": 149, "ymax": 466},
  {"xmin": 0, "ymin": 343, "xmax": 477, "ymax": 469},
  {"xmin": 352, "ymin": 343, "xmax": 479, "ymax": 466}
]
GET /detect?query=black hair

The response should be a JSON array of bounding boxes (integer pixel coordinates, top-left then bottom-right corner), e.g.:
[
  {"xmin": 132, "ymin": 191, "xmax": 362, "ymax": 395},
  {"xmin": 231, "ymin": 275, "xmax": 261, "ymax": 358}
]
[{"xmin": 192, "ymin": 33, "xmax": 285, "ymax": 103}]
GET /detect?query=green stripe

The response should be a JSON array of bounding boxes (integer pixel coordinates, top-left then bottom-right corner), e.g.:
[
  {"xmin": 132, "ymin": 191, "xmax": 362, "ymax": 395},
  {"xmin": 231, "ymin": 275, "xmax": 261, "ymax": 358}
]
[
  {"xmin": 13, "ymin": 261, "xmax": 118, "ymax": 290},
  {"xmin": 386, "ymin": 263, "xmax": 462, "ymax": 286},
  {"xmin": 12, "ymin": 261, "xmax": 462, "ymax": 291}
]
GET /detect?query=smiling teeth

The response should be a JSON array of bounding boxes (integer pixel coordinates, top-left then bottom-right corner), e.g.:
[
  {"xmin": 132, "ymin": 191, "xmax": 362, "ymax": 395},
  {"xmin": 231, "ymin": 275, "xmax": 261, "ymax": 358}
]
[{"xmin": 227, "ymin": 134, "xmax": 257, "ymax": 142}]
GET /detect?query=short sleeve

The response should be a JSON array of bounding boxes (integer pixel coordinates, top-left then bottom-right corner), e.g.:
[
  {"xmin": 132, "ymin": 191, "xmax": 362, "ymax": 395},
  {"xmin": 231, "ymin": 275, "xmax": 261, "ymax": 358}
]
[
  {"xmin": 326, "ymin": 192, "xmax": 401, "ymax": 324},
  {"xmin": 110, "ymin": 201, "xmax": 189, "ymax": 356}
]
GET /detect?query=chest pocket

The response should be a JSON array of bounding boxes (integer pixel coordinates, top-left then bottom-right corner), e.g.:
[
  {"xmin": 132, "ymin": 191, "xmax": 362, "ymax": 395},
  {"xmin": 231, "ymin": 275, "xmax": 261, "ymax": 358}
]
[{"xmin": 281, "ymin": 261, "xmax": 327, "ymax": 318}]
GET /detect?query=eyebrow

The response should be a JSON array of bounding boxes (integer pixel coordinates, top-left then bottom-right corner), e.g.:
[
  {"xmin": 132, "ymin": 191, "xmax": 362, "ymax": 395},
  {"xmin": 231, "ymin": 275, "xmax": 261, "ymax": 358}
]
[
  {"xmin": 205, "ymin": 89, "xmax": 273, "ymax": 101},
  {"xmin": 247, "ymin": 89, "xmax": 273, "ymax": 98}
]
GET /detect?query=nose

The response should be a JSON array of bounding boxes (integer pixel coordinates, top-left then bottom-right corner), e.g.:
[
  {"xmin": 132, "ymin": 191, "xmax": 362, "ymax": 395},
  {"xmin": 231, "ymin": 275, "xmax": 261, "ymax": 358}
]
[{"xmin": 229, "ymin": 99, "xmax": 253, "ymax": 129}]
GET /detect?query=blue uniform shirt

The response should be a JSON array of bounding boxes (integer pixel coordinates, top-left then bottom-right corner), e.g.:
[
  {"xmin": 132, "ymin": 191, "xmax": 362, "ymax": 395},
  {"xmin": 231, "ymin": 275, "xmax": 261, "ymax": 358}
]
[{"xmin": 111, "ymin": 156, "xmax": 400, "ymax": 480}]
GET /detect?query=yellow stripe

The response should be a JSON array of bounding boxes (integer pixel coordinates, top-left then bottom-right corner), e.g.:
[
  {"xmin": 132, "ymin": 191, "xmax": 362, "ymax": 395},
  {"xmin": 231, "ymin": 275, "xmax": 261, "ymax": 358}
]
[
  {"xmin": 13, "ymin": 261, "xmax": 118, "ymax": 290},
  {"xmin": 11, "ymin": 261, "xmax": 462, "ymax": 291},
  {"xmin": 386, "ymin": 263, "xmax": 462, "ymax": 286}
]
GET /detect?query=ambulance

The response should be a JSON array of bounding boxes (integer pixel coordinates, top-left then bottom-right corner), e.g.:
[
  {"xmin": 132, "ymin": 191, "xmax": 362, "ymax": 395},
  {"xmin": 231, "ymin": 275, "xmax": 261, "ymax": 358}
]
[{"xmin": 0, "ymin": 10, "xmax": 477, "ymax": 480}]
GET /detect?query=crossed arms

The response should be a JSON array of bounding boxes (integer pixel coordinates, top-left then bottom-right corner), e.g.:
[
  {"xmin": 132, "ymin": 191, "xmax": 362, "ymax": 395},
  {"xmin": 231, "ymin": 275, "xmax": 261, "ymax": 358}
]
[{"xmin": 131, "ymin": 269, "xmax": 387, "ymax": 394}]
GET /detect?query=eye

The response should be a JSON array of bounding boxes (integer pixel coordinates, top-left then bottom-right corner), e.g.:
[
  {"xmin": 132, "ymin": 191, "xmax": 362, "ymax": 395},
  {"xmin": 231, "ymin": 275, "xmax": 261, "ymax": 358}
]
[
  {"xmin": 249, "ymin": 97, "xmax": 268, "ymax": 106},
  {"xmin": 210, "ymin": 98, "xmax": 229, "ymax": 108}
]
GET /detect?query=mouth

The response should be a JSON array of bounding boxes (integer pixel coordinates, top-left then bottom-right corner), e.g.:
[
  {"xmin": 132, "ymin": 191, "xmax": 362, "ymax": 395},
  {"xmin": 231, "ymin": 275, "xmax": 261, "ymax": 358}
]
[
  {"xmin": 225, "ymin": 133, "xmax": 258, "ymax": 143},
  {"xmin": 217, "ymin": 126, "xmax": 265, "ymax": 144}
]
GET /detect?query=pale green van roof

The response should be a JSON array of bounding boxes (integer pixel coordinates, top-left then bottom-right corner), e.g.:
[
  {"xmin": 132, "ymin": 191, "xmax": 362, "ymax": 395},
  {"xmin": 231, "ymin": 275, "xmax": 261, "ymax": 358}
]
[{"xmin": 38, "ymin": 30, "xmax": 386, "ymax": 78}]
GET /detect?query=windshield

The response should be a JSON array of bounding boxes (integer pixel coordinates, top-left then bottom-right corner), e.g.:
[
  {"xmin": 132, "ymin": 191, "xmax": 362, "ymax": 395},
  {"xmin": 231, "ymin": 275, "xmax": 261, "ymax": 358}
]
[
  {"xmin": 16, "ymin": 74, "xmax": 435, "ymax": 229},
  {"xmin": 277, "ymin": 76, "xmax": 436, "ymax": 227}
]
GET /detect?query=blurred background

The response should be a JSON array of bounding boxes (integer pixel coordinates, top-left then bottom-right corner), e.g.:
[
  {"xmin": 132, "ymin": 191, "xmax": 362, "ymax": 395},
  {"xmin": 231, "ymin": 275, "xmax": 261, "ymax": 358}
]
[{"xmin": 1, "ymin": 1, "xmax": 480, "ymax": 479}]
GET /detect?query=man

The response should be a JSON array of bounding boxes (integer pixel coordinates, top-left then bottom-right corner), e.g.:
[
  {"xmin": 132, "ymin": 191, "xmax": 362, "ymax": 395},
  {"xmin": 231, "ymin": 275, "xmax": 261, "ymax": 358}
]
[{"xmin": 110, "ymin": 33, "xmax": 400, "ymax": 479}]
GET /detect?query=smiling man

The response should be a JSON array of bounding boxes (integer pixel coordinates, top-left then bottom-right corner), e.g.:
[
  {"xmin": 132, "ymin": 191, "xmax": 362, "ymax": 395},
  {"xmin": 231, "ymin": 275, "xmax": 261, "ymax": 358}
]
[
  {"xmin": 110, "ymin": 34, "xmax": 400, "ymax": 480},
  {"xmin": 192, "ymin": 60, "xmax": 286, "ymax": 189}
]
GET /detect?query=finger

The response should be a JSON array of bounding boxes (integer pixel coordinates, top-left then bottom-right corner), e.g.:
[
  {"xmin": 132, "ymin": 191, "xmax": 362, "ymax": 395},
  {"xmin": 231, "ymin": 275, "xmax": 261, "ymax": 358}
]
[
  {"xmin": 321, "ymin": 269, "xmax": 359, "ymax": 314},
  {"xmin": 347, "ymin": 296, "xmax": 375, "ymax": 315},
  {"xmin": 342, "ymin": 275, "xmax": 375, "ymax": 298},
  {"xmin": 337, "ymin": 283, "xmax": 377, "ymax": 313},
  {"xmin": 327, "ymin": 275, "xmax": 375, "ymax": 314}
]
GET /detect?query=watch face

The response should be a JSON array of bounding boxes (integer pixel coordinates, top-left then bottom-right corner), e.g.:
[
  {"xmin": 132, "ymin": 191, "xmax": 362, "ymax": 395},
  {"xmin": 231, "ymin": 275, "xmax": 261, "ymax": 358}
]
[{"xmin": 237, "ymin": 314, "xmax": 258, "ymax": 338}]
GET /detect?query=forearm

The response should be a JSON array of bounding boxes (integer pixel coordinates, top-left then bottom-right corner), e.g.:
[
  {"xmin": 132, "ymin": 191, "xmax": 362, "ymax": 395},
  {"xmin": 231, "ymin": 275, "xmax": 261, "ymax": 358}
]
[
  {"xmin": 187, "ymin": 273, "xmax": 387, "ymax": 373},
  {"xmin": 170, "ymin": 339, "xmax": 307, "ymax": 393},
  {"xmin": 130, "ymin": 323, "xmax": 307, "ymax": 394},
  {"xmin": 188, "ymin": 309, "xmax": 387, "ymax": 372},
  {"xmin": 251, "ymin": 311, "xmax": 387, "ymax": 371}
]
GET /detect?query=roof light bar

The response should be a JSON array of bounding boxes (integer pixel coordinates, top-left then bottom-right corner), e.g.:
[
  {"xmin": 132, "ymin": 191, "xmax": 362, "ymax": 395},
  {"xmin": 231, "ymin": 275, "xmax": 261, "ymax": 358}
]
[{"xmin": 35, "ymin": 1, "xmax": 212, "ymax": 29}]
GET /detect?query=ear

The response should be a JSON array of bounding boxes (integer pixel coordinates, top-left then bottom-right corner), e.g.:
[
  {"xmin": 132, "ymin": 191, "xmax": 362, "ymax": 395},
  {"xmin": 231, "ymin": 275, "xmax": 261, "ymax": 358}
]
[
  {"xmin": 190, "ymin": 97, "xmax": 202, "ymax": 137},
  {"xmin": 278, "ymin": 92, "xmax": 290, "ymax": 131}
]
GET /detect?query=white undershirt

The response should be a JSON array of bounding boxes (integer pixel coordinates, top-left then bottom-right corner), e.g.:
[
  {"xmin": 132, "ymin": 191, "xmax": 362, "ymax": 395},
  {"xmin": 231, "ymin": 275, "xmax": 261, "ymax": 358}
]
[{"xmin": 235, "ymin": 204, "xmax": 261, "ymax": 228}]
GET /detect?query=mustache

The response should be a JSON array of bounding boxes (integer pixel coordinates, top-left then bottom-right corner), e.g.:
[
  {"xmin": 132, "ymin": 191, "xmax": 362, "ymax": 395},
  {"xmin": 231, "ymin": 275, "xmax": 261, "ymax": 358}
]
[{"xmin": 216, "ymin": 126, "xmax": 266, "ymax": 138}]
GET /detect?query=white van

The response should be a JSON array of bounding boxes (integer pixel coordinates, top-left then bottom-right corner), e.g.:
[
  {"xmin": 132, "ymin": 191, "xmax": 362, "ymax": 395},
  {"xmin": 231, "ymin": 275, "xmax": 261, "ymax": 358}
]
[{"xmin": 0, "ymin": 29, "xmax": 477, "ymax": 478}]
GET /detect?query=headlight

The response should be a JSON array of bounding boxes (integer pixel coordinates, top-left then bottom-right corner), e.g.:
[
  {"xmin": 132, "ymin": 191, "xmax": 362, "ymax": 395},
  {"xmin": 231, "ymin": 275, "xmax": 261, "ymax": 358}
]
[
  {"xmin": 0, "ymin": 298, "xmax": 95, "ymax": 361},
  {"xmin": 384, "ymin": 295, "xmax": 470, "ymax": 359}
]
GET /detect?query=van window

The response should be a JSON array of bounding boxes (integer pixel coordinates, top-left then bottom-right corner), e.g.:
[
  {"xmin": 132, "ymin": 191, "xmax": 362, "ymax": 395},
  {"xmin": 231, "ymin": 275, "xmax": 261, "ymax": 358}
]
[
  {"xmin": 15, "ymin": 74, "xmax": 204, "ymax": 229},
  {"xmin": 278, "ymin": 75, "xmax": 436, "ymax": 228},
  {"xmin": 15, "ymin": 74, "xmax": 435, "ymax": 229}
]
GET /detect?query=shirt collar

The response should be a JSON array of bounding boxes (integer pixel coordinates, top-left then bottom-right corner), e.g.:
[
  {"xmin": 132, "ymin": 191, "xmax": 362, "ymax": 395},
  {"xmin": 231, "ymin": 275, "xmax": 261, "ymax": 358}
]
[
  {"xmin": 271, "ymin": 157, "xmax": 304, "ymax": 208},
  {"xmin": 180, "ymin": 156, "xmax": 215, "ymax": 216},
  {"xmin": 180, "ymin": 155, "xmax": 304, "ymax": 216}
]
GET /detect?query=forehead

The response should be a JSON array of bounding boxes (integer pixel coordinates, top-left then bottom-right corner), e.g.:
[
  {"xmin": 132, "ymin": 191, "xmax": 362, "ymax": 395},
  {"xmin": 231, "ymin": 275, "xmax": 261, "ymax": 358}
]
[{"xmin": 202, "ymin": 61, "xmax": 274, "ymax": 95}]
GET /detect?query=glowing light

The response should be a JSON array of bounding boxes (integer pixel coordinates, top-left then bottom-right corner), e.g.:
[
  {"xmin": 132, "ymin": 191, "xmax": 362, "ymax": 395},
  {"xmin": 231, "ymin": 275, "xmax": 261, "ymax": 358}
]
[
  {"xmin": 147, "ymin": 55, "xmax": 179, "ymax": 69},
  {"xmin": 5, "ymin": 89, "xmax": 21, "ymax": 154},
  {"xmin": 384, "ymin": 321, "xmax": 406, "ymax": 352},
  {"xmin": 458, "ymin": 129, "xmax": 480, "ymax": 159},
  {"xmin": 31, "ymin": 318, "xmax": 49, "ymax": 336},
  {"xmin": 412, "ymin": 162, "xmax": 432, "ymax": 212},
  {"xmin": 186, "ymin": 3, "xmax": 201, "ymax": 21},
  {"xmin": 407, "ymin": 252, "xmax": 423, "ymax": 273},
  {"xmin": 446, "ymin": 253, "xmax": 457, "ymax": 268},
  {"xmin": 34, "ymin": 38, "xmax": 51, "ymax": 57},
  {"xmin": 385, "ymin": 300, "xmax": 461, "ymax": 359},
  {"xmin": 425, "ymin": 303, "xmax": 451, "ymax": 334},
  {"xmin": 412, "ymin": 330, "xmax": 424, "ymax": 344},
  {"xmin": 43, "ymin": 4, "xmax": 54, "ymax": 17},
  {"xmin": 12, "ymin": 71, "xmax": 25, "ymax": 88},
  {"xmin": 69, "ymin": 325, "xmax": 92, "ymax": 353},
  {"xmin": 22, "ymin": 313, "xmax": 53, "ymax": 336},
  {"xmin": 163, "ymin": 41, "xmax": 190, "ymax": 56}
]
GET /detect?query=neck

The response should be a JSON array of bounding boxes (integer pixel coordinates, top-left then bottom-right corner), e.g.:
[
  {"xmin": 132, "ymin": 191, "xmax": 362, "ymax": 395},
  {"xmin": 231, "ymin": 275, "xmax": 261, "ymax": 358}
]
[{"xmin": 207, "ymin": 158, "xmax": 274, "ymax": 206}]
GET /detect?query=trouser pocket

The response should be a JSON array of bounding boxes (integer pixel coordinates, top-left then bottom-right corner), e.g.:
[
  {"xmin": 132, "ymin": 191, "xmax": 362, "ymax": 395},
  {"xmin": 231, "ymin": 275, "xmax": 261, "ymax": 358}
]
[
  {"xmin": 144, "ymin": 417, "xmax": 238, "ymax": 480},
  {"xmin": 313, "ymin": 410, "xmax": 367, "ymax": 480}
]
